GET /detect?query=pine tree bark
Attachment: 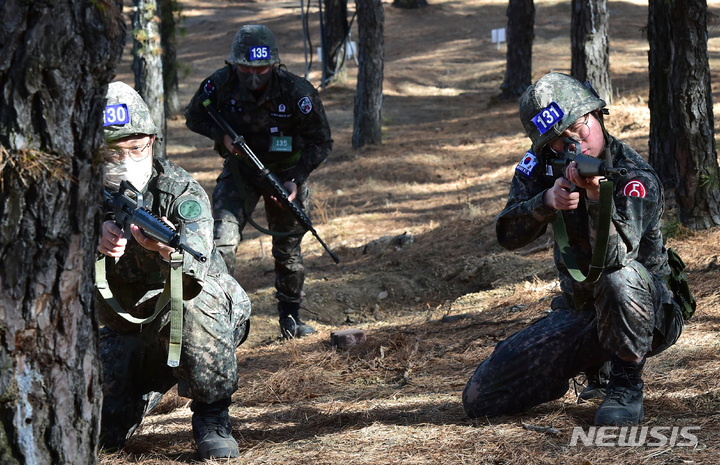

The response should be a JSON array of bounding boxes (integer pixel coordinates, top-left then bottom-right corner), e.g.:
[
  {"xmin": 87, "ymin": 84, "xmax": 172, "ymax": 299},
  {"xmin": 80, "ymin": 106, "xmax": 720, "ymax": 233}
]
[
  {"xmin": 648, "ymin": 0, "xmax": 720, "ymax": 229},
  {"xmin": 353, "ymin": 0, "xmax": 384, "ymax": 149},
  {"xmin": 500, "ymin": 0, "xmax": 534, "ymax": 100},
  {"xmin": 322, "ymin": 0, "xmax": 350, "ymax": 86},
  {"xmin": 392, "ymin": 0, "xmax": 428, "ymax": 8},
  {"xmin": 161, "ymin": 0, "xmax": 182, "ymax": 117},
  {"xmin": 133, "ymin": 0, "xmax": 167, "ymax": 159},
  {"xmin": 0, "ymin": 1, "xmax": 126, "ymax": 463},
  {"xmin": 571, "ymin": 0, "xmax": 612, "ymax": 103}
]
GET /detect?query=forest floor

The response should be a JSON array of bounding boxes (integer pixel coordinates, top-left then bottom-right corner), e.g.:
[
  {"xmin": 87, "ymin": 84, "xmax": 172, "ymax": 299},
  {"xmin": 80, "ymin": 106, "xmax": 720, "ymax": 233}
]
[{"xmin": 102, "ymin": 0, "xmax": 720, "ymax": 463}]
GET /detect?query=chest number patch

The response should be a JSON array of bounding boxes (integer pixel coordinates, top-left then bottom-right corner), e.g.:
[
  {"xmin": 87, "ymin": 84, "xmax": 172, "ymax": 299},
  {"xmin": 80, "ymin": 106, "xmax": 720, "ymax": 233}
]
[
  {"xmin": 271, "ymin": 136, "xmax": 293, "ymax": 152},
  {"xmin": 532, "ymin": 102, "xmax": 565, "ymax": 135},
  {"xmin": 177, "ymin": 199, "xmax": 203, "ymax": 221}
]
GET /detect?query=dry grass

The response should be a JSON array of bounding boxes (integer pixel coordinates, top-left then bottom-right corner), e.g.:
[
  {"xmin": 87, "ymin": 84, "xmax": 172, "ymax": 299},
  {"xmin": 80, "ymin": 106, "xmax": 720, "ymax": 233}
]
[{"xmin": 103, "ymin": 0, "xmax": 720, "ymax": 463}]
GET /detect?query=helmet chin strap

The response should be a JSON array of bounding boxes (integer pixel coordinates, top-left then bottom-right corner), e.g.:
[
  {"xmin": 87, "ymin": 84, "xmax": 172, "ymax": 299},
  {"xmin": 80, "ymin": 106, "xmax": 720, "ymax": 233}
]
[{"xmin": 594, "ymin": 109, "xmax": 613, "ymax": 167}]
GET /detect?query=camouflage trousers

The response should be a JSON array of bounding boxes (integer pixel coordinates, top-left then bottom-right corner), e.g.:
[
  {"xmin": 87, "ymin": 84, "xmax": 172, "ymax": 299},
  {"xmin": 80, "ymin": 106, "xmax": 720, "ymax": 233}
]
[
  {"xmin": 462, "ymin": 260, "xmax": 683, "ymax": 418},
  {"xmin": 98, "ymin": 271, "xmax": 251, "ymax": 449},
  {"xmin": 213, "ymin": 161, "xmax": 309, "ymax": 305}
]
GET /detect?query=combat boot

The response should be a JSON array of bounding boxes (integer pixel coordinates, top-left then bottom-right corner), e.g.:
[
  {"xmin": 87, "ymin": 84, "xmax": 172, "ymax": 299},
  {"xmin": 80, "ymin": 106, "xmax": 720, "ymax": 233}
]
[
  {"xmin": 577, "ymin": 361, "xmax": 610, "ymax": 403},
  {"xmin": 191, "ymin": 398, "xmax": 239, "ymax": 460},
  {"xmin": 278, "ymin": 302, "xmax": 316, "ymax": 339},
  {"xmin": 594, "ymin": 356, "xmax": 645, "ymax": 425}
]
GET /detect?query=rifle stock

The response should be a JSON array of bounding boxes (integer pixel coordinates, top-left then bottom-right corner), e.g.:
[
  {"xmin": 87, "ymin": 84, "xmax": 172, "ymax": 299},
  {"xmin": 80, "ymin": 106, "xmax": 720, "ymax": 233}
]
[{"xmin": 201, "ymin": 95, "xmax": 340, "ymax": 264}]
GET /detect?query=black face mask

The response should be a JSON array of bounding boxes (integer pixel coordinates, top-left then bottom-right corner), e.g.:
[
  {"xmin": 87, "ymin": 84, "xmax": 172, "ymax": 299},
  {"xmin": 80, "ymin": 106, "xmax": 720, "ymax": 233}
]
[{"xmin": 237, "ymin": 69, "xmax": 272, "ymax": 91}]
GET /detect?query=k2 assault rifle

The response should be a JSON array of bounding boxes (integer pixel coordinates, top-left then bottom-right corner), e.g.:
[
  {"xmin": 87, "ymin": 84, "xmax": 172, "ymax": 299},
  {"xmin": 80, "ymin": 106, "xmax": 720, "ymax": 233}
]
[
  {"xmin": 104, "ymin": 180, "xmax": 207, "ymax": 262},
  {"xmin": 551, "ymin": 138, "xmax": 627, "ymax": 190},
  {"xmin": 201, "ymin": 96, "xmax": 340, "ymax": 264}
]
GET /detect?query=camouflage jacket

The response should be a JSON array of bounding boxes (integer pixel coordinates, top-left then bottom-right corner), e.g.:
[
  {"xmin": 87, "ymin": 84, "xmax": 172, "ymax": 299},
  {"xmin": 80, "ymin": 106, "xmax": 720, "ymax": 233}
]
[
  {"xmin": 102, "ymin": 157, "xmax": 220, "ymax": 309},
  {"xmin": 495, "ymin": 135, "xmax": 671, "ymax": 307},
  {"xmin": 185, "ymin": 65, "xmax": 333, "ymax": 185}
]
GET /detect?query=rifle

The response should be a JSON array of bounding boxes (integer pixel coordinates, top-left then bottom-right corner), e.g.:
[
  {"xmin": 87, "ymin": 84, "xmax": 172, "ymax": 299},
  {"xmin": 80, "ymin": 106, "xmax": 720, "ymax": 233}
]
[
  {"xmin": 551, "ymin": 138, "xmax": 627, "ymax": 190},
  {"xmin": 103, "ymin": 180, "xmax": 207, "ymax": 262},
  {"xmin": 201, "ymin": 95, "xmax": 340, "ymax": 264}
]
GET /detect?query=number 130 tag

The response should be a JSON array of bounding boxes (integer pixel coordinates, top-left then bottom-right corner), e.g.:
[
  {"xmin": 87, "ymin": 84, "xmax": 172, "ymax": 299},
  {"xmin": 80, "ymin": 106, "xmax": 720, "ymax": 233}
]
[
  {"xmin": 532, "ymin": 102, "xmax": 565, "ymax": 135},
  {"xmin": 104, "ymin": 104, "xmax": 130, "ymax": 126}
]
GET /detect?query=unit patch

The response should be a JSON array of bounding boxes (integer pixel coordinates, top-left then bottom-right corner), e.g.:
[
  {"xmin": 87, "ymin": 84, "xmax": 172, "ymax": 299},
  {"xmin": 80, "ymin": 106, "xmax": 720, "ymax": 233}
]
[
  {"xmin": 622, "ymin": 180, "xmax": 647, "ymax": 198},
  {"xmin": 177, "ymin": 199, "xmax": 203, "ymax": 221},
  {"xmin": 516, "ymin": 151, "xmax": 539, "ymax": 177},
  {"xmin": 298, "ymin": 96, "xmax": 312, "ymax": 114},
  {"xmin": 203, "ymin": 79, "xmax": 216, "ymax": 96}
]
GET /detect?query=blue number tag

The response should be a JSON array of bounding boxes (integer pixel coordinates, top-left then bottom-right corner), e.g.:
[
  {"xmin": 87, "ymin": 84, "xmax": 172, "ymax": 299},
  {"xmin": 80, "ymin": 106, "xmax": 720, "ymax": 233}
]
[
  {"xmin": 104, "ymin": 104, "xmax": 130, "ymax": 127},
  {"xmin": 249, "ymin": 45, "xmax": 270, "ymax": 61},
  {"xmin": 270, "ymin": 136, "xmax": 292, "ymax": 152},
  {"xmin": 531, "ymin": 102, "xmax": 565, "ymax": 135}
]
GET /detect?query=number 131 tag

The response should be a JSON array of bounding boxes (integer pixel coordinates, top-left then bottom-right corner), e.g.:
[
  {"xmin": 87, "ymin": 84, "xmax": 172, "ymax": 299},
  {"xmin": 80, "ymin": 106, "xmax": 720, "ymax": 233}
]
[{"xmin": 532, "ymin": 102, "xmax": 565, "ymax": 135}]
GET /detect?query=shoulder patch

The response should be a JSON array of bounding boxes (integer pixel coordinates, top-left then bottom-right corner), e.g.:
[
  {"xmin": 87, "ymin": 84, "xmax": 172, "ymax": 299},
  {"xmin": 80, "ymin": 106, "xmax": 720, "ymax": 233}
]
[
  {"xmin": 176, "ymin": 198, "xmax": 203, "ymax": 221},
  {"xmin": 622, "ymin": 179, "xmax": 647, "ymax": 198},
  {"xmin": 203, "ymin": 79, "xmax": 216, "ymax": 96},
  {"xmin": 298, "ymin": 96, "xmax": 312, "ymax": 114},
  {"xmin": 516, "ymin": 151, "xmax": 539, "ymax": 177}
]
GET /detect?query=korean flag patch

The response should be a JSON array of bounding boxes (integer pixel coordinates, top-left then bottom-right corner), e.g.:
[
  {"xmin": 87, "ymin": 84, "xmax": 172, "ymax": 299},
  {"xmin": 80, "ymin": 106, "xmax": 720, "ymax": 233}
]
[
  {"xmin": 298, "ymin": 96, "xmax": 312, "ymax": 114},
  {"xmin": 516, "ymin": 151, "xmax": 539, "ymax": 177}
]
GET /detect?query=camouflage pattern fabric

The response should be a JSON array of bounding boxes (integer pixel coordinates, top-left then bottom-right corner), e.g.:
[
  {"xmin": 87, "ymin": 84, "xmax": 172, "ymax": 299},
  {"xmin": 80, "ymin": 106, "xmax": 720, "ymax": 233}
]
[
  {"xmin": 518, "ymin": 72, "xmax": 606, "ymax": 154},
  {"xmin": 97, "ymin": 157, "xmax": 251, "ymax": 449},
  {"xmin": 227, "ymin": 24, "xmax": 281, "ymax": 67},
  {"xmin": 185, "ymin": 63, "xmax": 332, "ymax": 305},
  {"xmin": 462, "ymin": 129, "xmax": 684, "ymax": 418},
  {"xmin": 213, "ymin": 165, "xmax": 310, "ymax": 302}
]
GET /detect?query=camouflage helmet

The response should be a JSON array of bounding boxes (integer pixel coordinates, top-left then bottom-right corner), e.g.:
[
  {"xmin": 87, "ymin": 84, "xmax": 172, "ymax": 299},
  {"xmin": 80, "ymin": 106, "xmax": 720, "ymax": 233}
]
[
  {"xmin": 228, "ymin": 25, "xmax": 281, "ymax": 67},
  {"xmin": 519, "ymin": 72, "xmax": 606, "ymax": 154},
  {"xmin": 104, "ymin": 82, "xmax": 158, "ymax": 142}
]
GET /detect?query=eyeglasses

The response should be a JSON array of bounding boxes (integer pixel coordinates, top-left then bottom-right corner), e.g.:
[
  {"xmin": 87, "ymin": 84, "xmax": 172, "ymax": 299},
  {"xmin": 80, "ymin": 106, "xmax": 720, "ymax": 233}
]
[
  {"xmin": 564, "ymin": 114, "xmax": 592, "ymax": 142},
  {"xmin": 109, "ymin": 138, "xmax": 153, "ymax": 162}
]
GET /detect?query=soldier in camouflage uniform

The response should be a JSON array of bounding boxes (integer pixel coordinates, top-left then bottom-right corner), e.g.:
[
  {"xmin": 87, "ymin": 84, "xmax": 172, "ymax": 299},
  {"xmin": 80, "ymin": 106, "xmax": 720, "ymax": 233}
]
[
  {"xmin": 185, "ymin": 24, "xmax": 333, "ymax": 340},
  {"xmin": 462, "ymin": 73, "xmax": 684, "ymax": 425},
  {"xmin": 97, "ymin": 82, "xmax": 251, "ymax": 460}
]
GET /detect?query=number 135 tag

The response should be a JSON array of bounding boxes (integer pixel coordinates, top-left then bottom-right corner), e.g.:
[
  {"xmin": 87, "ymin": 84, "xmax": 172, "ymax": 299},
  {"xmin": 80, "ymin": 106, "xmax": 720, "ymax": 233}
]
[{"xmin": 271, "ymin": 136, "xmax": 292, "ymax": 152}]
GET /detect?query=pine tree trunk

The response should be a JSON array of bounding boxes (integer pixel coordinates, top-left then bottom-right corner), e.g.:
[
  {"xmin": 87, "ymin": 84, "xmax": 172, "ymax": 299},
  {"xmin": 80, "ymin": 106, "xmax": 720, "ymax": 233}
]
[
  {"xmin": 0, "ymin": 1, "xmax": 126, "ymax": 463},
  {"xmin": 161, "ymin": 0, "xmax": 182, "ymax": 117},
  {"xmin": 500, "ymin": 0, "xmax": 534, "ymax": 100},
  {"xmin": 571, "ymin": 0, "xmax": 612, "ymax": 103},
  {"xmin": 353, "ymin": 0, "xmax": 384, "ymax": 149},
  {"xmin": 648, "ymin": 0, "xmax": 720, "ymax": 230},
  {"xmin": 392, "ymin": 0, "xmax": 428, "ymax": 8},
  {"xmin": 133, "ymin": 0, "xmax": 167, "ymax": 159},
  {"xmin": 323, "ymin": 0, "xmax": 350, "ymax": 86}
]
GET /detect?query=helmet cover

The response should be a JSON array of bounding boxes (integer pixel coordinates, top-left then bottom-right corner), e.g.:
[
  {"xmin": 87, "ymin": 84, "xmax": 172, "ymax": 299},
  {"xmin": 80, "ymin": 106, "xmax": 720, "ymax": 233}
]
[
  {"xmin": 519, "ymin": 72, "xmax": 606, "ymax": 153},
  {"xmin": 103, "ymin": 82, "xmax": 158, "ymax": 142},
  {"xmin": 228, "ymin": 25, "xmax": 281, "ymax": 67}
]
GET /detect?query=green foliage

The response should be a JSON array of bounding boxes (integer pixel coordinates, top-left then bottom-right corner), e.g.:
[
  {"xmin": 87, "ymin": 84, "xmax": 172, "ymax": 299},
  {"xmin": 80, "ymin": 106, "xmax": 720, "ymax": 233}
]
[
  {"xmin": 698, "ymin": 170, "xmax": 720, "ymax": 190},
  {"xmin": 661, "ymin": 214, "xmax": 693, "ymax": 241}
]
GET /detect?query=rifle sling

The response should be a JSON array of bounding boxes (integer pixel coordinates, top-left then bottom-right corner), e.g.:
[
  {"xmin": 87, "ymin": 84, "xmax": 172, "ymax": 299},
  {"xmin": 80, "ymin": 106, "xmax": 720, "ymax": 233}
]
[
  {"xmin": 95, "ymin": 252, "xmax": 184, "ymax": 367},
  {"xmin": 228, "ymin": 156, "xmax": 303, "ymax": 238},
  {"xmin": 552, "ymin": 180, "xmax": 614, "ymax": 284}
]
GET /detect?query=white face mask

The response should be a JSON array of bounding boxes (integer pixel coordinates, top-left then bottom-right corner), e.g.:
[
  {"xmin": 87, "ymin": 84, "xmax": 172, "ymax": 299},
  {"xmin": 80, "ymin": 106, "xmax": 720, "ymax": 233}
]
[{"xmin": 104, "ymin": 156, "xmax": 153, "ymax": 192}]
